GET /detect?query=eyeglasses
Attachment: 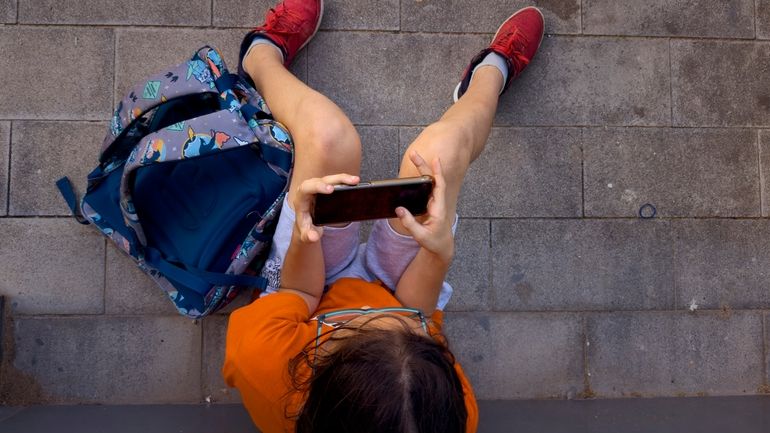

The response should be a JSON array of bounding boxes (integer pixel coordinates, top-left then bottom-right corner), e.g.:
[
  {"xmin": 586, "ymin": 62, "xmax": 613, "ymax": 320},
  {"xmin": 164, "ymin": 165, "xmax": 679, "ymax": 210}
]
[{"xmin": 310, "ymin": 307, "xmax": 429, "ymax": 369}]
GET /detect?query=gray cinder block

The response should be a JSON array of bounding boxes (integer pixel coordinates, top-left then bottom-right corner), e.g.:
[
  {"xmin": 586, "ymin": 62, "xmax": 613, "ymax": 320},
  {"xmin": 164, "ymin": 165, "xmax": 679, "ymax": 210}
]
[
  {"xmin": 116, "ymin": 28, "xmax": 308, "ymax": 98},
  {"xmin": 674, "ymin": 219, "xmax": 770, "ymax": 310},
  {"xmin": 215, "ymin": 0, "xmax": 399, "ymax": 30},
  {"xmin": 1, "ymin": 0, "xmax": 15, "ymax": 23},
  {"xmin": 401, "ymin": 0, "xmax": 581, "ymax": 34},
  {"xmin": 358, "ymin": 126, "xmax": 400, "ymax": 181},
  {"xmin": 758, "ymin": 130, "xmax": 770, "ymax": 217},
  {"xmin": 0, "ymin": 219, "xmax": 105, "ymax": 315},
  {"xmin": 308, "ymin": 32, "xmax": 489, "ymax": 125},
  {"xmin": 583, "ymin": 0, "xmax": 755, "ymax": 38},
  {"xmin": 445, "ymin": 219, "xmax": 491, "ymax": 312},
  {"xmin": 584, "ymin": 127, "xmax": 760, "ymax": 217},
  {"xmin": 320, "ymin": 0, "xmax": 399, "ymax": 31},
  {"xmin": 764, "ymin": 314, "xmax": 770, "ymax": 387},
  {"xmin": 492, "ymin": 219, "xmax": 675, "ymax": 311},
  {"xmin": 214, "ymin": 0, "xmax": 275, "ymax": 27},
  {"xmin": 115, "ymin": 29, "xmax": 247, "ymax": 99},
  {"xmin": 672, "ymin": 40, "xmax": 770, "ymax": 127},
  {"xmin": 0, "ymin": 28, "xmax": 113, "ymax": 120},
  {"xmin": 105, "ymin": 244, "xmax": 173, "ymax": 315},
  {"xmin": 444, "ymin": 312, "xmax": 584, "ymax": 399},
  {"xmin": 586, "ymin": 312, "xmax": 764, "ymax": 397},
  {"xmin": 755, "ymin": 0, "xmax": 770, "ymax": 39},
  {"xmin": 203, "ymin": 316, "xmax": 242, "ymax": 404},
  {"xmin": 11, "ymin": 316, "xmax": 202, "ymax": 404},
  {"xmin": 18, "ymin": 0, "xmax": 210, "ymax": 26},
  {"xmin": 497, "ymin": 36, "xmax": 671, "ymax": 126},
  {"xmin": 462, "ymin": 127, "xmax": 582, "ymax": 218},
  {"xmin": 399, "ymin": 126, "xmax": 582, "ymax": 218},
  {"xmin": 0, "ymin": 122, "xmax": 8, "ymax": 216},
  {"xmin": 9, "ymin": 121, "xmax": 105, "ymax": 216}
]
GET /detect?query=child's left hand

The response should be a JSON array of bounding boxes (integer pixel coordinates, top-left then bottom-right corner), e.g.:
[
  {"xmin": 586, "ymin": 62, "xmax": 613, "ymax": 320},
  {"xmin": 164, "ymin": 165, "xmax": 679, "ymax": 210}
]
[
  {"xmin": 293, "ymin": 173, "xmax": 360, "ymax": 243},
  {"xmin": 395, "ymin": 151, "xmax": 454, "ymax": 264}
]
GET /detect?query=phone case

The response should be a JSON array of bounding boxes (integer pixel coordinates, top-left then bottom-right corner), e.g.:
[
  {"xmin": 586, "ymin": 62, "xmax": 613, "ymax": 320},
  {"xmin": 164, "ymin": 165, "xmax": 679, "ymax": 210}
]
[{"xmin": 311, "ymin": 176, "xmax": 434, "ymax": 225}]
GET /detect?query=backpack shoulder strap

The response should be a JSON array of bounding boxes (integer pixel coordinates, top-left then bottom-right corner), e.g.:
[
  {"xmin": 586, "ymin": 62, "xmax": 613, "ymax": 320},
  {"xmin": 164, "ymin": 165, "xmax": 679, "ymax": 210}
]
[{"xmin": 144, "ymin": 247, "xmax": 268, "ymax": 295}]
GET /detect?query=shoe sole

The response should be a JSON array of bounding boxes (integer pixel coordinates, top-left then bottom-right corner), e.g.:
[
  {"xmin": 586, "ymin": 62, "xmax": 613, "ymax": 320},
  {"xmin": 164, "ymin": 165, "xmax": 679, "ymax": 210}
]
[{"xmin": 453, "ymin": 6, "xmax": 545, "ymax": 102}]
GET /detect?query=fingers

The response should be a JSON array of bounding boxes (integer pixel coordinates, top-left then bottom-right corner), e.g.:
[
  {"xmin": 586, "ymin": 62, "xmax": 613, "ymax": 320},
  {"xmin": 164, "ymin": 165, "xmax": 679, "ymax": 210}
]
[
  {"xmin": 408, "ymin": 151, "xmax": 433, "ymax": 177},
  {"xmin": 297, "ymin": 174, "xmax": 359, "ymax": 198},
  {"xmin": 321, "ymin": 173, "xmax": 359, "ymax": 187},
  {"xmin": 431, "ymin": 157, "xmax": 443, "ymax": 180},
  {"xmin": 428, "ymin": 158, "xmax": 447, "ymax": 216},
  {"xmin": 409, "ymin": 151, "xmax": 445, "ymax": 192},
  {"xmin": 291, "ymin": 173, "xmax": 359, "ymax": 243},
  {"xmin": 395, "ymin": 207, "xmax": 427, "ymax": 239},
  {"xmin": 296, "ymin": 212, "xmax": 323, "ymax": 243},
  {"xmin": 303, "ymin": 226, "xmax": 322, "ymax": 243}
]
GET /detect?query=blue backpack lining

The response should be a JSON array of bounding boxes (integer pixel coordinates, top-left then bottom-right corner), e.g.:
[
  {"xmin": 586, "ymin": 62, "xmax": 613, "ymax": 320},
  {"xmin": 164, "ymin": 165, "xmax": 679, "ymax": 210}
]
[{"xmin": 132, "ymin": 145, "xmax": 285, "ymax": 275}]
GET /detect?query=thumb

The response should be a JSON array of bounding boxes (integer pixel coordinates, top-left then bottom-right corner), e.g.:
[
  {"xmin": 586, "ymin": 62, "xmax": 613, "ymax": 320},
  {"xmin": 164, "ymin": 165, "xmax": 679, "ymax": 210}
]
[
  {"xmin": 298, "ymin": 214, "xmax": 323, "ymax": 243},
  {"xmin": 305, "ymin": 226, "xmax": 323, "ymax": 243},
  {"xmin": 395, "ymin": 207, "xmax": 424, "ymax": 237}
]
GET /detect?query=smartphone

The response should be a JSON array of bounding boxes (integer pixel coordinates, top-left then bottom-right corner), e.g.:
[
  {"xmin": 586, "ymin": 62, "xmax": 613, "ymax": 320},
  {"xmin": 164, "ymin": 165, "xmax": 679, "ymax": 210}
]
[{"xmin": 311, "ymin": 175, "xmax": 434, "ymax": 226}]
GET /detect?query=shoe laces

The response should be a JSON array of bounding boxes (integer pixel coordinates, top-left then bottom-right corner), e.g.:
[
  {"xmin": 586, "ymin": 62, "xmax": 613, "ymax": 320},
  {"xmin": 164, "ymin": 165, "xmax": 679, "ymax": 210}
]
[
  {"xmin": 264, "ymin": 5, "xmax": 306, "ymax": 36},
  {"xmin": 495, "ymin": 28, "xmax": 531, "ymax": 76}
]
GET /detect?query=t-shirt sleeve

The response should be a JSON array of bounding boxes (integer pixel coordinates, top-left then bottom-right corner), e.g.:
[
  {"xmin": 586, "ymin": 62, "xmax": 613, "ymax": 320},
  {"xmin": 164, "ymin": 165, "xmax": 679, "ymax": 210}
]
[
  {"xmin": 222, "ymin": 292, "xmax": 316, "ymax": 431},
  {"xmin": 224, "ymin": 292, "xmax": 313, "ymax": 381},
  {"xmin": 429, "ymin": 310, "xmax": 478, "ymax": 433},
  {"xmin": 230, "ymin": 291, "xmax": 312, "ymax": 330},
  {"xmin": 455, "ymin": 363, "xmax": 479, "ymax": 433}
]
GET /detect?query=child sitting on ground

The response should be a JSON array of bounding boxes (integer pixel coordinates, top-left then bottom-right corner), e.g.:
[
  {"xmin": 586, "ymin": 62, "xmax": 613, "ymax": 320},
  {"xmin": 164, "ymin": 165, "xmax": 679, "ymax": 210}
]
[{"xmin": 223, "ymin": 2, "xmax": 545, "ymax": 432}]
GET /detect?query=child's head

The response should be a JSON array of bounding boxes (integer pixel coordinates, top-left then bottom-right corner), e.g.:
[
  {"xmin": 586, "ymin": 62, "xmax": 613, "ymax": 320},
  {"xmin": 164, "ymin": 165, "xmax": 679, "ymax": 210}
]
[{"xmin": 290, "ymin": 315, "xmax": 467, "ymax": 433}]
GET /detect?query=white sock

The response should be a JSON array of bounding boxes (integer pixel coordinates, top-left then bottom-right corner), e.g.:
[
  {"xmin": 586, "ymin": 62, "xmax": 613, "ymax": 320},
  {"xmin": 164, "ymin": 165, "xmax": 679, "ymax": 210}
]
[
  {"xmin": 243, "ymin": 36, "xmax": 284, "ymax": 66},
  {"xmin": 470, "ymin": 52, "xmax": 508, "ymax": 94}
]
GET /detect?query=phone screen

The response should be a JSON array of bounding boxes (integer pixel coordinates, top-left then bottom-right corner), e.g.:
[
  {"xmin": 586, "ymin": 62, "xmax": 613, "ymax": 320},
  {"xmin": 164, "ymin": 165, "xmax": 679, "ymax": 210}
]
[{"xmin": 312, "ymin": 176, "xmax": 434, "ymax": 225}]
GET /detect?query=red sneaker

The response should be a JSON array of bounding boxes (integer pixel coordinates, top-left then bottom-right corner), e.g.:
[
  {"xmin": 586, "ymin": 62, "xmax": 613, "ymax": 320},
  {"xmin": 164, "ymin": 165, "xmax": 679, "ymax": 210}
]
[
  {"xmin": 453, "ymin": 6, "xmax": 545, "ymax": 101},
  {"xmin": 239, "ymin": 0, "xmax": 324, "ymax": 69}
]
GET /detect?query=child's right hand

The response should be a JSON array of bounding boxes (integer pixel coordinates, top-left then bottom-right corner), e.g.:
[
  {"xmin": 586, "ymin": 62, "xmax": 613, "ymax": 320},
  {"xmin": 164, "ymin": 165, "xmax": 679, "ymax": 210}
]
[
  {"xmin": 394, "ymin": 153, "xmax": 454, "ymax": 264},
  {"xmin": 292, "ymin": 173, "xmax": 360, "ymax": 243}
]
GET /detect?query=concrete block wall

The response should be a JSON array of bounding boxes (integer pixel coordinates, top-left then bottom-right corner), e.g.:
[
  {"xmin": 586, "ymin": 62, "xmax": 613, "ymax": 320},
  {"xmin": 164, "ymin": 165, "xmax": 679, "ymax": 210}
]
[{"xmin": 1, "ymin": 0, "xmax": 769, "ymax": 404}]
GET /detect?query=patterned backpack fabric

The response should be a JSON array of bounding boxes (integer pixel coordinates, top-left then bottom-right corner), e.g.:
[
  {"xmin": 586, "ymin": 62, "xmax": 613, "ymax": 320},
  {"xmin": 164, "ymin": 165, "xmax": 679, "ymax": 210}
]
[{"xmin": 57, "ymin": 46, "xmax": 294, "ymax": 319}]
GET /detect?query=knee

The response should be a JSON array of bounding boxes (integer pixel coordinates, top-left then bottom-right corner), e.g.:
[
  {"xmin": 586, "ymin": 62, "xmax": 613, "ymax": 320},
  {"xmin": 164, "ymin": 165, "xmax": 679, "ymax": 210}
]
[
  {"xmin": 404, "ymin": 123, "xmax": 473, "ymax": 171},
  {"xmin": 303, "ymin": 114, "xmax": 362, "ymax": 170}
]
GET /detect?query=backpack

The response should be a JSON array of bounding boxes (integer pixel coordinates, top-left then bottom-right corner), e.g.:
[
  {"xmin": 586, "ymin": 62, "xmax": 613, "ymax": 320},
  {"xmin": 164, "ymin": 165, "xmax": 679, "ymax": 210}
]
[{"xmin": 56, "ymin": 46, "xmax": 294, "ymax": 319}]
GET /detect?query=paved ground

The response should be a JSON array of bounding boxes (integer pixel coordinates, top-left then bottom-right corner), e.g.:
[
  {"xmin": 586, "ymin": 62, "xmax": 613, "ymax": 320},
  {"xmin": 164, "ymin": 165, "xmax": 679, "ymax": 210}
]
[
  {"xmin": 2, "ymin": 0, "xmax": 770, "ymax": 425},
  {"xmin": 2, "ymin": 397, "xmax": 770, "ymax": 433}
]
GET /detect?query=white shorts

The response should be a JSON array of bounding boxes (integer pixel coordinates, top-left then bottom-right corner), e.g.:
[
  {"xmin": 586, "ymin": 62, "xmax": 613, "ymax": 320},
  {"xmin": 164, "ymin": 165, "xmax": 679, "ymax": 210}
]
[{"xmin": 259, "ymin": 198, "xmax": 456, "ymax": 310}]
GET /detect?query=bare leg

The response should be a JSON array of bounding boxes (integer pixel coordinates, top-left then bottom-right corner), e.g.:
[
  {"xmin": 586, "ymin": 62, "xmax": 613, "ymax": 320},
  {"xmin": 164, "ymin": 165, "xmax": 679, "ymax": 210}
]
[
  {"xmin": 389, "ymin": 67, "xmax": 504, "ymax": 234},
  {"xmin": 242, "ymin": 45, "xmax": 362, "ymax": 205}
]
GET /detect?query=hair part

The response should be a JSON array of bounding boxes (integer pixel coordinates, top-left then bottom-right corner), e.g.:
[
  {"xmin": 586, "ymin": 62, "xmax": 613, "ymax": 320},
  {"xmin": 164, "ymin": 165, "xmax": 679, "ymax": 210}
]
[{"xmin": 289, "ymin": 315, "xmax": 467, "ymax": 433}]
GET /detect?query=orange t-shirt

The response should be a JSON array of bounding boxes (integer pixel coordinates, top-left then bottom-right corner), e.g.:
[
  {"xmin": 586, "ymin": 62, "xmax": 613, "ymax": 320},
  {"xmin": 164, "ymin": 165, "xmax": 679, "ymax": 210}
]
[{"xmin": 223, "ymin": 277, "xmax": 478, "ymax": 433}]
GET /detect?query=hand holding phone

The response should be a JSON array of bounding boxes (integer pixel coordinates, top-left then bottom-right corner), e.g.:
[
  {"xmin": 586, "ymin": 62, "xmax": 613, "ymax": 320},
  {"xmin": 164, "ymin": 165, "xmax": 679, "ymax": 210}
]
[
  {"xmin": 293, "ymin": 173, "xmax": 360, "ymax": 243},
  {"xmin": 294, "ymin": 151, "xmax": 452, "ymax": 263},
  {"xmin": 390, "ymin": 154, "xmax": 454, "ymax": 263},
  {"xmin": 311, "ymin": 175, "xmax": 434, "ymax": 226}
]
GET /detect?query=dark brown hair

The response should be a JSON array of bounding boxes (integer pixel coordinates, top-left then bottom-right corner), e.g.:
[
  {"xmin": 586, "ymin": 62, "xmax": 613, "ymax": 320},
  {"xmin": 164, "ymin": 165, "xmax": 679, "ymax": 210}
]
[{"xmin": 288, "ymin": 316, "xmax": 467, "ymax": 433}]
